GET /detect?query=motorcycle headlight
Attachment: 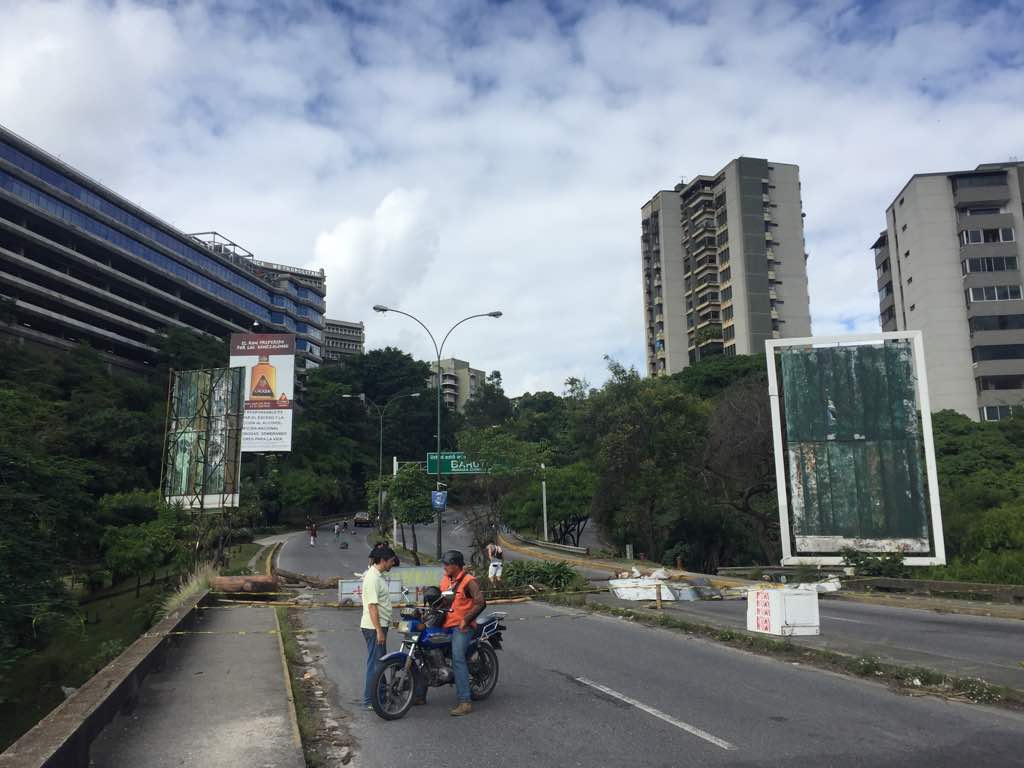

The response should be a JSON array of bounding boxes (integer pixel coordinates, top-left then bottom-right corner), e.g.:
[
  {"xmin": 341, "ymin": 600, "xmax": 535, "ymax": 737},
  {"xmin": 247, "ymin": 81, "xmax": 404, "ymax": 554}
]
[{"xmin": 408, "ymin": 634, "xmax": 420, "ymax": 643}]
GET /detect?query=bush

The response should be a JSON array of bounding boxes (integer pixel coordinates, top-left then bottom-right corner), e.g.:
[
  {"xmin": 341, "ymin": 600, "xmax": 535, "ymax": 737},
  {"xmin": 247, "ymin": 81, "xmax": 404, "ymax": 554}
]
[
  {"xmin": 840, "ymin": 548, "xmax": 909, "ymax": 578},
  {"xmin": 501, "ymin": 560, "xmax": 587, "ymax": 591},
  {"xmin": 927, "ymin": 551, "xmax": 1024, "ymax": 585}
]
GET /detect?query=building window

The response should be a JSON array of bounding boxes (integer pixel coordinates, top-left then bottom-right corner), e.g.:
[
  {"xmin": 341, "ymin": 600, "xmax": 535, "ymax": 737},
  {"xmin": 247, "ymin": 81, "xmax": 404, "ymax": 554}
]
[
  {"xmin": 723, "ymin": 326, "xmax": 735, "ymax": 341},
  {"xmin": 907, "ymin": 276, "xmax": 913, "ymax": 284},
  {"xmin": 880, "ymin": 306, "xmax": 896, "ymax": 324},
  {"xmin": 960, "ymin": 227, "xmax": 1015, "ymax": 245},
  {"xmin": 721, "ymin": 286, "xmax": 733, "ymax": 302},
  {"xmin": 970, "ymin": 314, "xmax": 1024, "ymax": 331},
  {"xmin": 720, "ymin": 267, "xmax": 731, "ymax": 283},
  {"xmin": 966, "ymin": 207, "xmax": 1001, "ymax": 215},
  {"xmin": 876, "ymin": 258, "xmax": 890, "ymax": 277},
  {"xmin": 978, "ymin": 375, "xmax": 1024, "ymax": 391},
  {"xmin": 909, "ymin": 304, "xmax": 915, "ymax": 311},
  {"xmin": 981, "ymin": 405, "xmax": 1015, "ymax": 421},
  {"xmin": 972, "ymin": 344, "xmax": 1024, "ymax": 362},
  {"xmin": 879, "ymin": 282, "xmax": 893, "ymax": 300},
  {"xmin": 967, "ymin": 285, "xmax": 1024, "ymax": 302},
  {"xmin": 722, "ymin": 306, "xmax": 734, "ymax": 322},
  {"xmin": 963, "ymin": 256, "xmax": 1018, "ymax": 273}
]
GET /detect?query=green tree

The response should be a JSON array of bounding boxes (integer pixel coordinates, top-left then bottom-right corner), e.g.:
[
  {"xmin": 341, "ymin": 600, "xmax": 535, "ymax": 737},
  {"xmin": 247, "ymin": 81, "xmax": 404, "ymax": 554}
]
[
  {"xmin": 388, "ymin": 466, "xmax": 435, "ymax": 565},
  {"xmin": 504, "ymin": 462, "xmax": 596, "ymax": 545},
  {"xmin": 463, "ymin": 371, "xmax": 513, "ymax": 428}
]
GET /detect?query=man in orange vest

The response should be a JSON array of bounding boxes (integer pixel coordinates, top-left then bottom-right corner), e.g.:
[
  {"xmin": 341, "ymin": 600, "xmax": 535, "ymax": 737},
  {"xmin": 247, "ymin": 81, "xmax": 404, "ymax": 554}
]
[{"xmin": 417, "ymin": 549, "xmax": 486, "ymax": 716}]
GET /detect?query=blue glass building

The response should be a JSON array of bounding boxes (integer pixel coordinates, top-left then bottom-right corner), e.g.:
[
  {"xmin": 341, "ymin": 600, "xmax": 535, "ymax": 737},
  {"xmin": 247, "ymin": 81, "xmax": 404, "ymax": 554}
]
[{"xmin": 0, "ymin": 124, "xmax": 325, "ymax": 372}]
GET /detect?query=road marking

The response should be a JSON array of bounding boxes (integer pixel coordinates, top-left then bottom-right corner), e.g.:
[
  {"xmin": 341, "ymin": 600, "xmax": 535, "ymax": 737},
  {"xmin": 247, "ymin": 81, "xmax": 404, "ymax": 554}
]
[
  {"xmin": 824, "ymin": 615, "xmax": 866, "ymax": 624},
  {"xmin": 574, "ymin": 677, "xmax": 736, "ymax": 751}
]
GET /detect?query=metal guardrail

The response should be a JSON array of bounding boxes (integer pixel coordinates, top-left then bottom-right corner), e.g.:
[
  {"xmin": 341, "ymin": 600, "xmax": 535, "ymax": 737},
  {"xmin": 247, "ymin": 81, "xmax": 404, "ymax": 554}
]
[{"xmin": 508, "ymin": 531, "xmax": 589, "ymax": 556}]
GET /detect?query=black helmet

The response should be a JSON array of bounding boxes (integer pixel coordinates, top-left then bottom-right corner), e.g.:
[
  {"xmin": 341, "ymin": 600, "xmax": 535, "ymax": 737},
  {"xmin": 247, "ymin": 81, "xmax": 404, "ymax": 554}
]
[
  {"xmin": 423, "ymin": 586, "xmax": 442, "ymax": 606},
  {"xmin": 441, "ymin": 549, "xmax": 465, "ymax": 567}
]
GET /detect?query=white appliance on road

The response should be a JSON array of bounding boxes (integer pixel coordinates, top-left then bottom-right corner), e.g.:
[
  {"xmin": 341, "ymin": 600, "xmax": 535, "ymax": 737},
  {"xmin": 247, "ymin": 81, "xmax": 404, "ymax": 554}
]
[{"xmin": 746, "ymin": 588, "xmax": 820, "ymax": 636}]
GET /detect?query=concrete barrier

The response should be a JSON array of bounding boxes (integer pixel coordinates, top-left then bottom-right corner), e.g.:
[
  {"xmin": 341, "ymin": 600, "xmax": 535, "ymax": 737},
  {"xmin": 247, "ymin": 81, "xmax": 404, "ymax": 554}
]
[
  {"xmin": 844, "ymin": 576, "xmax": 1024, "ymax": 604},
  {"xmin": 0, "ymin": 588, "xmax": 209, "ymax": 768}
]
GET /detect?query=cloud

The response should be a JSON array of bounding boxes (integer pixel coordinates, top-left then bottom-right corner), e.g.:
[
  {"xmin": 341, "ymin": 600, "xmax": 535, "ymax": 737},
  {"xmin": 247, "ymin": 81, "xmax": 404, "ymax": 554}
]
[{"xmin": 1, "ymin": 0, "xmax": 1023, "ymax": 394}]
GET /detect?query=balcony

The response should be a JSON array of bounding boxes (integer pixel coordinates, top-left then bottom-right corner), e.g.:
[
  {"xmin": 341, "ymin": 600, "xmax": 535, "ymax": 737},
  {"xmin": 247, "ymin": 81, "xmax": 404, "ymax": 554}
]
[{"xmin": 953, "ymin": 179, "xmax": 1011, "ymax": 208}]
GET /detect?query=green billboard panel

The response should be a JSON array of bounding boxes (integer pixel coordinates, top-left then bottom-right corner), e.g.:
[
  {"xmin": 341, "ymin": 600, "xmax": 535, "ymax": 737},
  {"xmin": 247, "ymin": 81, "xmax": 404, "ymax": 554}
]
[
  {"xmin": 426, "ymin": 452, "xmax": 485, "ymax": 474},
  {"xmin": 767, "ymin": 332, "xmax": 944, "ymax": 565}
]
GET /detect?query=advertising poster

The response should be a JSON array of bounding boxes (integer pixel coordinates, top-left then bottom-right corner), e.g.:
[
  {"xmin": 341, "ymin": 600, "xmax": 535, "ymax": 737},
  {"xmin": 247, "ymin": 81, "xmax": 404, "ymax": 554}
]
[
  {"xmin": 229, "ymin": 333, "xmax": 295, "ymax": 452},
  {"xmin": 162, "ymin": 367, "xmax": 244, "ymax": 509},
  {"xmin": 766, "ymin": 331, "xmax": 945, "ymax": 566}
]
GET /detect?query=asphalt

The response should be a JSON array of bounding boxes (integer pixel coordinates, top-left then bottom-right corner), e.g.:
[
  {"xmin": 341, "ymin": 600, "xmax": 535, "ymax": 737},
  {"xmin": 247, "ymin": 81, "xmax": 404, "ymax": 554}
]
[
  {"xmin": 88, "ymin": 604, "xmax": 303, "ymax": 768},
  {"xmin": 281, "ymin": 522, "xmax": 1024, "ymax": 767},
  {"xmin": 603, "ymin": 594, "xmax": 1024, "ymax": 689}
]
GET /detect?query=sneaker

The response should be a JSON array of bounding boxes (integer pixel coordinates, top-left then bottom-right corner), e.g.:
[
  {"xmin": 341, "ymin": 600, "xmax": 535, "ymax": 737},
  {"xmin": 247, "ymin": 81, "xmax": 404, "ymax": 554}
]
[{"xmin": 449, "ymin": 702, "xmax": 472, "ymax": 717}]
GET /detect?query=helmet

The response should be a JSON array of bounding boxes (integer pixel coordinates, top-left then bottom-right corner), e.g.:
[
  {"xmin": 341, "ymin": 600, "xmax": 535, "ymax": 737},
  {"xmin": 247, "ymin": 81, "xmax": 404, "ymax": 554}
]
[
  {"xmin": 423, "ymin": 586, "xmax": 442, "ymax": 606},
  {"xmin": 441, "ymin": 549, "xmax": 465, "ymax": 567}
]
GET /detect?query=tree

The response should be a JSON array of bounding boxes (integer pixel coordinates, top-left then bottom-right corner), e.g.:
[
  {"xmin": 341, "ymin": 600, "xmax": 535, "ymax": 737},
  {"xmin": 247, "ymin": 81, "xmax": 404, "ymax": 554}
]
[
  {"xmin": 463, "ymin": 371, "xmax": 513, "ymax": 428},
  {"xmin": 457, "ymin": 427, "xmax": 549, "ymax": 564},
  {"xmin": 504, "ymin": 462, "xmax": 596, "ymax": 545},
  {"xmin": 388, "ymin": 466, "xmax": 435, "ymax": 565},
  {"xmin": 701, "ymin": 375, "xmax": 780, "ymax": 563},
  {"xmin": 102, "ymin": 524, "xmax": 155, "ymax": 598}
]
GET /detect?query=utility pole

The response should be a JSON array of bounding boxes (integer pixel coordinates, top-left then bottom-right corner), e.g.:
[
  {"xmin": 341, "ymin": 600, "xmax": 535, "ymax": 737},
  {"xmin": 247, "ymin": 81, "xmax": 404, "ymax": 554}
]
[{"xmin": 541, "ymin": 462, "xmax": 548, "ymax": 541}]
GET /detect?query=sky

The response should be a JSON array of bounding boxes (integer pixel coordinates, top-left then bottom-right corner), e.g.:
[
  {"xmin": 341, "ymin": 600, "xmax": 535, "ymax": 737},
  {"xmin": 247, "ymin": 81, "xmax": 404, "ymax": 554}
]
[{"xmin": 2, "ymin": 0, "xmax": 1024, "ymax": 395}]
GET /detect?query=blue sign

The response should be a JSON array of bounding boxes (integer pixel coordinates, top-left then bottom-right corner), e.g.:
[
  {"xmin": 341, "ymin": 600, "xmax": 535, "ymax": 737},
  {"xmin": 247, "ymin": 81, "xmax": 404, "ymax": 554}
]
[{"xmin": 431, "ymin": 491, "xmax": 448, "ymax": 511}]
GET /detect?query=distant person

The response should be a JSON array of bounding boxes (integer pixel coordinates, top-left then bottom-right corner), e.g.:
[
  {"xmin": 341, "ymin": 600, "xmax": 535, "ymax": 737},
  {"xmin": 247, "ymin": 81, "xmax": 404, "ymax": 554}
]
[
  {"xmin": 334, "ymin": 522, "xmax": 340, "ymax": 542},
  {"xmin": 309, "ymin": 522, "xmax": 318, "ymax": 547},
  {"xmin": 360, "ymin": 546, "xmax": 399, "ymax": 708},
  {"xmin": 486, "ymin": 542, "xmax": 504, "ymax": 582},
  {"xmin": 342, "ymin": 519, "xmax": 349, "ymax": 534}
]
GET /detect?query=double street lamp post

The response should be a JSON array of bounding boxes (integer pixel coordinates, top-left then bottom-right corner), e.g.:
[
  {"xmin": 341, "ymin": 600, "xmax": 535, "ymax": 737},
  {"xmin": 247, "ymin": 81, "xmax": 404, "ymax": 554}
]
[
  {"xmin": 343, "ymin": 391, "xmax": 421, "ymax": 534},
  {"xmin": 373, "ymin": 305, "xmax": 502, "ymax": 558}
]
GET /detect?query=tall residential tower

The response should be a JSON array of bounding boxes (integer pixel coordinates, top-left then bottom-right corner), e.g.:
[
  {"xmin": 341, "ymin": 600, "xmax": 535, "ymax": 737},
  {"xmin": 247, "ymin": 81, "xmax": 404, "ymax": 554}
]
[
  {"xmin": 642, "ymin": 157, "xmax": 811, "ymax": 376},
  {"xmin": 874, "ymin": 162, "xmax": 1024, "ymax": 421}
]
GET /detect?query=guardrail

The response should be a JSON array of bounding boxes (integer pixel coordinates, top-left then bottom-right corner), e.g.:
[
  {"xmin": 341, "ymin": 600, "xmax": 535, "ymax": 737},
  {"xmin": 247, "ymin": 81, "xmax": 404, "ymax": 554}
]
[
  {"xmin": 0, "ymin": 588, "xmax": 209, "ymax": 768},
  {"xmin": 508, "ymin": 531, "xmax": 589, "ymax": 556},
  {"xmin": 843, "ymin": 576, "xmax": 1024, "ymax": 604}
]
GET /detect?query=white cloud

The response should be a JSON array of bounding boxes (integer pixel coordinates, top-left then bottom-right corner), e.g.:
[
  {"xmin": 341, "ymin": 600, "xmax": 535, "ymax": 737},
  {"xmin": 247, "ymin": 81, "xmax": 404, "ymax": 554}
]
[{"xmin": 1, "ymin": 0, "xmax": 1023, "ymax": 393}]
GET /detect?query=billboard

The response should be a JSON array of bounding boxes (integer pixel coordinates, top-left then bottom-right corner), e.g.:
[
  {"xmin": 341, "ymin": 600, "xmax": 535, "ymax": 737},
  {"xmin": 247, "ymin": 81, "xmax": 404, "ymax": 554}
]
[
  {"xmin": 766, "ymin": 331, "xmax": 945, "ymax": 566},
  {"xmin": 229, "ymin": 333, "xmax": 295, "ymax": 452},
  {"xmin": 162, "ymin": 367, "xmax": 245, "ymax": 509}
]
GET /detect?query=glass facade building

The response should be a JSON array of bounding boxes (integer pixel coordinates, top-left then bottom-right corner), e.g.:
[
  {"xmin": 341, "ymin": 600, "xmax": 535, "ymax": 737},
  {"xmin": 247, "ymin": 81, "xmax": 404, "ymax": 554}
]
[{"xmin": 0, "ymin": 124, "xmax": 324, "ymax": 370}]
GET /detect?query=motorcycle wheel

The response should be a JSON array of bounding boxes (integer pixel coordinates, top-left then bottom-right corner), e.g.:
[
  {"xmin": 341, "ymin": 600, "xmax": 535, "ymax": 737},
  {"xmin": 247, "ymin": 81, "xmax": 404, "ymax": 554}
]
[
  {"xmin": 371, "ymin": 659, "xmax": 417, "ymax": 720},
  {"xmin": 469, "ymin": 643, "xmax": 499, "ymax": 701}
]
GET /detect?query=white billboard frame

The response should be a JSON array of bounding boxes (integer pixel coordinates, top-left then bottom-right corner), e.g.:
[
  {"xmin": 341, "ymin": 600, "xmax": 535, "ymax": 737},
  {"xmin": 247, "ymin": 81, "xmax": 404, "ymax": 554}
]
[{"xmin": 765, "ymin": 330, "xmax": 945, "ymax": 567}]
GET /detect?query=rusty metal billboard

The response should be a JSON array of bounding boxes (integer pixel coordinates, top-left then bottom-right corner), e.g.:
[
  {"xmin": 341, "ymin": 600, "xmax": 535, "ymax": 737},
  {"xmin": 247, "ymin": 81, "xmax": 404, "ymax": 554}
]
[{"xmin": 766, "ymin": 332, "xmax": 945, "ymax": 566}]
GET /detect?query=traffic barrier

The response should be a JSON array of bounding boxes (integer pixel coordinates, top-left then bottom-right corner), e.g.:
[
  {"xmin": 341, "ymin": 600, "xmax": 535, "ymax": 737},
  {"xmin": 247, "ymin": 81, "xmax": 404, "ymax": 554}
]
[
  {"xmin": 0, "ymin": 588, "xmax": 209, "ymax": 768},
  {"xmin": 507, "ymin": 530, "xmax": 589, "ymax": 556},
  {"xmin": 843, "ymin": 576, "xmax": 1024, "ymax": 604}
]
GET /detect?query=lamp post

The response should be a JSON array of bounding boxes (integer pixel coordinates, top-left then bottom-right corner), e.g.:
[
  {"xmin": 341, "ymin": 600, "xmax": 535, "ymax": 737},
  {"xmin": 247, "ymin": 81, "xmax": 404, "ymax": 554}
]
[
  {"xmin": 541, "ymin": 462, "xmax": 549, "ymax": 542},
  {"xmin": 342, "ymin": 391, "xmax": 421, "ymax": 534},
  {"xmin": 373, "ymin": 305, "xmax": 503, "ymax": 558}
]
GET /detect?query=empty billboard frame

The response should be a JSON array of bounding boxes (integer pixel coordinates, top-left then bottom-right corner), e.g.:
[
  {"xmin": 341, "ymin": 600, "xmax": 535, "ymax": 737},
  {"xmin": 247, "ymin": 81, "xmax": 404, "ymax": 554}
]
[{"xmin": 766, "ymin": 331, "xmax": 945, "ymax": 566}]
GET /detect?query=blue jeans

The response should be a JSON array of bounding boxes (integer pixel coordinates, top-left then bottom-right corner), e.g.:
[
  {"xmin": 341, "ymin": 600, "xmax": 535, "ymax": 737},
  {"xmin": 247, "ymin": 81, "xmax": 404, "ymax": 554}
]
[
  {"xmin": 362, "ymin": 627, "xmax": 388, "ymax": 705},
  {"xmin": 451, "ymin": 628, "xmax": 473, "ymax": 703}
]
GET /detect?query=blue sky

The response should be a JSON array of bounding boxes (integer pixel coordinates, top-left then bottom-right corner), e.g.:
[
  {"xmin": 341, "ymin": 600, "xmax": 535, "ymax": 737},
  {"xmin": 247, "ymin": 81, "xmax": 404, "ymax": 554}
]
[{"xmin": 2, "ymin": 0, "xmax": 1024, "ymax": 393}]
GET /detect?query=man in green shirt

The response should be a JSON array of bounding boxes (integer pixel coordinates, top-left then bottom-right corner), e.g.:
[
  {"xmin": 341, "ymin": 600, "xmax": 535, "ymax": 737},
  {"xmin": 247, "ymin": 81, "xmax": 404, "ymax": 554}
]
[{"xmin": 361, "ymin": 546, "xmax": 398, "ymax": 708}]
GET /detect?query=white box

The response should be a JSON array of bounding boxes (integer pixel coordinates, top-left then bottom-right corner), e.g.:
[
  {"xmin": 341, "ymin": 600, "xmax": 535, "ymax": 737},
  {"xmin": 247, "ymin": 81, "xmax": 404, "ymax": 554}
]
[{"xmin": 746, "ymin": 589, "xmax": 820, "ymax": 636}]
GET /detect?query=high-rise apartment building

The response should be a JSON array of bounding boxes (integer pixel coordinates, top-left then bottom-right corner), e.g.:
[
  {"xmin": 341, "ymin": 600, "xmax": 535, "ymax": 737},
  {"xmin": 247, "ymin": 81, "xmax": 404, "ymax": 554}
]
[
  {"xmin": 428, "ymin": 358, "xmax": 483, "ymax": 412},
  {"xmin": 0, "ymin": 125, "xmax": 325, "ymax": 373},
  {"xmin": 323, "ymin": 318, "xmax": 365, "ymax": 362},
  {"xmin": 874, "ymin": 162, "xmax": 1024, "ymax": 421},
  {"xmin": 642, "ymin": 157, "xmax": 811, "ymax": 376}
]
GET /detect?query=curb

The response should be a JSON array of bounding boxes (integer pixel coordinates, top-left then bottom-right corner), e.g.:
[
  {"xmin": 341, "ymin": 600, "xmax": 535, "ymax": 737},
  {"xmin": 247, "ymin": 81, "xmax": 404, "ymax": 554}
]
[{"xmin": 273, "ymin": 608, "xmax": 303, "ymax": 752}]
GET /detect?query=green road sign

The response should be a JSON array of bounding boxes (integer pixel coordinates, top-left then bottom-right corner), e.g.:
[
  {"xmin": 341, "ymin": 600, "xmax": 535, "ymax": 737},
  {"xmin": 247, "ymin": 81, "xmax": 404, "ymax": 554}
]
[{"xmin": 426, "ymin": 452, "xmax": 485, "ymax": 474}]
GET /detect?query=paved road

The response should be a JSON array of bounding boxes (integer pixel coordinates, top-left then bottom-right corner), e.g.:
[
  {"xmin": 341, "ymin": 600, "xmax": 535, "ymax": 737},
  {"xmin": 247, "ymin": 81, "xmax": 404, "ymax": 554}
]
[
  {"xmin": 280, "ymin": 527, "xmax": 1024, "ymax": 767},
  {"xmin": 625, "ymin": 594, "xmax": 1024, "ymax": 689}
]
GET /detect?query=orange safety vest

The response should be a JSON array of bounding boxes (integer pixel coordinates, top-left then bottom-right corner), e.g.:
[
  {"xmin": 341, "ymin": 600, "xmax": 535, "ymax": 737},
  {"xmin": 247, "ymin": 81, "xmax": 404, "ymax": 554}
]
[{"xmin": 441, "ymin": 570, "xmax": 479, "ymax": 629}]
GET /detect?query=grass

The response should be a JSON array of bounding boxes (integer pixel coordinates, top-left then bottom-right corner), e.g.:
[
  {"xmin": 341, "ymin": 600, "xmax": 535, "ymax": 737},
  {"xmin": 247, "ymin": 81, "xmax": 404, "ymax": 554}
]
[
  {"xmin": 547, "ymin": 595, "xmax": 1024, "ymax": 710},
  {"xmin": 220, "ymin": 543, "xmax": 263, "ymax": 576},
  {"xmin": 0, "ymin": 581, "xmax": 167, "ymax": 751},
  {"xmin": 276, "ymin": 607, "xmax": 323, "ymax": 768}
]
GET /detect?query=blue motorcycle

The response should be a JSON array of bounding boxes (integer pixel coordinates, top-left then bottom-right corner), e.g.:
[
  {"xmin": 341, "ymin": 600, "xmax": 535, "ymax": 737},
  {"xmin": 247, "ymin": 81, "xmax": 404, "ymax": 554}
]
[{"xmin": 371, "ymin": 591, "xmax": 507, "ymax": 720}]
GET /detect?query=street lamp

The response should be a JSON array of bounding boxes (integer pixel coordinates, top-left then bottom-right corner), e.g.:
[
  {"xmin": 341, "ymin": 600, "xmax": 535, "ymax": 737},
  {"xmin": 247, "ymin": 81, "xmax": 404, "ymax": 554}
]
[
  {"xmin": 342, "ymin": 391, "xmax": 422, "ymax": 535},
  {"xmin": 373, "ymin": 304, "xmax": 503, "ymax": 557}
]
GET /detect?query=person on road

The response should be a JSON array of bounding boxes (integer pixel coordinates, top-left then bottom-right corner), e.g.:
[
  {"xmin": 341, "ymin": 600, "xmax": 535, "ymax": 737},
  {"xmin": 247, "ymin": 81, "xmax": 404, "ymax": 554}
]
[
  {"xmin": 415, "ymin": 549, "xmax": 486, "ymax": 716},
  {"xmin": 361, "ymin": 546, "xmax": 399, "ymax": 708},
  {"xmin": 309, "ymin": 522, "xmax": 318, "ymax": 547},
  {"xmin": 334, "ymin": 522, "xmax": 340, "ymax": 542},
  {"xmin": 342, "ymin": 519, "xmax": 349, "ymax": 534},
  {"xmin": 486, "ymin": 542, "xmax": 504, "ymax": 583}
]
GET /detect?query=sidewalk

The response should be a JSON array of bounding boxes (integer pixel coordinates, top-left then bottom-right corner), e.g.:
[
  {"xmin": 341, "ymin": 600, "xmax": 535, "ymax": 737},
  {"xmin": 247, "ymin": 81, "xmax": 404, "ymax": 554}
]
[{"xmin": 88, "ymin": 604, "xmax": 303, "ymax": 768}]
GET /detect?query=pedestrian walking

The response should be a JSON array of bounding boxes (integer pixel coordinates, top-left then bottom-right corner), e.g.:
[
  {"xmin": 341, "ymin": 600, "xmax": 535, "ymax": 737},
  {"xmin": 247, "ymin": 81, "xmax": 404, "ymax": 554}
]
[
  {"xmin": 309, "ymin": 522, "xmax": 318, "ymax": 547},
  {"xmin": 361, "ymin": 546, "xmax": 399, "ymax": 708},
  {"xmin": 486, "ymin": 541, "xmax": 504, "ymax": 583},
  {"xmin": 334, "ymin": 522, "xmax": 340, "ymax": 542}
]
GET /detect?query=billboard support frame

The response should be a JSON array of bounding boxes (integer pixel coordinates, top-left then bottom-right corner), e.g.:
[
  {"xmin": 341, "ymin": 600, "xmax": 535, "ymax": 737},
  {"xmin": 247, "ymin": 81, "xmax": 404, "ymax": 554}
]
[{"xmin": 766, "ymin": 330, "xmax": 945, "ymax": 567}]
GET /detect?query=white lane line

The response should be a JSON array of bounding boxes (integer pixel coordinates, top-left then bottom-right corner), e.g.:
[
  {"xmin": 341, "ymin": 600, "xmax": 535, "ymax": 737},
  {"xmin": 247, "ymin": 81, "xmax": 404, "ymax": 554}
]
[
  {"xmin": 574, "ymin": 677, "xmax": 736, "ymax": 751},
  {"xmin": 824, "ymin": 615, "xmax": 866, "ymax": 624}
]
